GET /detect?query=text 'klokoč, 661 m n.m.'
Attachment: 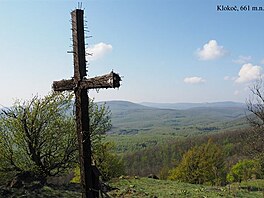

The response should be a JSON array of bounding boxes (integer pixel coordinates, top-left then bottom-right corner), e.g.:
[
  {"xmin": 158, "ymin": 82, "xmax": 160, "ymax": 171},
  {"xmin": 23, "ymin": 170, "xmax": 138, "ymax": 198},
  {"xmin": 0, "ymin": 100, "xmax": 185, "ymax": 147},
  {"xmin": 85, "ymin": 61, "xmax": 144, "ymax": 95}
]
[{"xmin": 217, "ymin": 5, "xmax": 264, "ymax": 12}]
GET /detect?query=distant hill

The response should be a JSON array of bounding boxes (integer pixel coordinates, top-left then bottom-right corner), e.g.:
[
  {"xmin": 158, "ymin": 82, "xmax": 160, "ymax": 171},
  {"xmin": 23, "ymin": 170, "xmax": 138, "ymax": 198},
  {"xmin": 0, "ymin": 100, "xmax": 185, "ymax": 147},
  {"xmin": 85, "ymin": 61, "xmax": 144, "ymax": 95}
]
[
  {"xmin": 98, "ymin": 100, "xmax": 249, "ymax": 135},
  {"xmin": 141, "ymin": 101, "xmax": 246, "ymax": 110},
  {"xmin": 98, "ymin": 100, "xmax": 153, "ymax": 111}
]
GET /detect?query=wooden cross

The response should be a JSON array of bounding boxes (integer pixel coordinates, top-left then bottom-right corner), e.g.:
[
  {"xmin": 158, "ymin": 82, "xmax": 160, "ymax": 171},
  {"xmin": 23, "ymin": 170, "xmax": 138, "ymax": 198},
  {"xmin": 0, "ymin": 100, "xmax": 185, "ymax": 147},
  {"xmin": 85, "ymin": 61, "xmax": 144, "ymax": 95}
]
[{"xmin": 52, "ymin": 9, "xmax": 121, "ymax": 198}]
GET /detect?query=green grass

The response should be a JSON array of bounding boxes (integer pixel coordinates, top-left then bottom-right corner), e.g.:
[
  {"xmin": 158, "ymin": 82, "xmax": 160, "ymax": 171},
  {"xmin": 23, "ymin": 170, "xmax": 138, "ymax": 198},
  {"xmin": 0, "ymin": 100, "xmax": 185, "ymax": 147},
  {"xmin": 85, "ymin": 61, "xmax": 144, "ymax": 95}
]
[
  {"xmin": 1, "ymin": 179, "xmax": 263, "ymax": 197},
  {"xmin": 0, "ymin": 184, "xmax": 82, "ymax": 198},
  {"xmin": 240, "ymin": 179, "xmax": 264, "ymax": 191},
  {"xmin": 109, "ymin": 177, "xmax": 264, "ymax": 198}
]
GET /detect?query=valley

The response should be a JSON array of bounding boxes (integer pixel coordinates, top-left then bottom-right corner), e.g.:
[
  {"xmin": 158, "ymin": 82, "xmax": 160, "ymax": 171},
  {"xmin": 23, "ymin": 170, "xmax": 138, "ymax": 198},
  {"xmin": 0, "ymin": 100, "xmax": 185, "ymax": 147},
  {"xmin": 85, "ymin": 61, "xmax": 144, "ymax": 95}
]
[{"xmin": 102, "ymin": 100, "xmax": 249, "ymax": 153}]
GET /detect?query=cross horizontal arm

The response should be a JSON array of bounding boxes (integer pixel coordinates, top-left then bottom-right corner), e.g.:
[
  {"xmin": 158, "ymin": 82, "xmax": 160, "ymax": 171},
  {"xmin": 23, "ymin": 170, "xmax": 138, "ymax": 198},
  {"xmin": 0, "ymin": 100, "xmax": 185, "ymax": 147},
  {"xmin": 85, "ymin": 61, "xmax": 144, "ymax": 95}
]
[
  {"xmin": 53, "ymin": 71, "xmax": 121, "ymax": 92},
  {"xmin": 52, "ymin": 79, "xmax": 75, "ymax": 91}
]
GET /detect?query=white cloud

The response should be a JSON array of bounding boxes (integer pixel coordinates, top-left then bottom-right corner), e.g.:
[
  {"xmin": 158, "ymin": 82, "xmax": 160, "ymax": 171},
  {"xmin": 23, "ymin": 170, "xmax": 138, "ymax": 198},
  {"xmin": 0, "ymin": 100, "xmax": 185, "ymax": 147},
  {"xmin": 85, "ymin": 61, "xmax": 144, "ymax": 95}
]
[
  {"xmin": 235, "ymin": 63, "xmax": 262, "ymax": 83},
  {"xmin": 233, "ymin": 55, "xmax": 252, "ymax": 64},
  {"xmin": 87, "ymin": 42, "xmax": 113, "ymax": 61},
  {"xmin": 196, "ymin": 40, "xmax": 227, "ymax": 60},
  {"xmin": 184, "ymin": 76, "xmax": 206, "ymax": 84}
]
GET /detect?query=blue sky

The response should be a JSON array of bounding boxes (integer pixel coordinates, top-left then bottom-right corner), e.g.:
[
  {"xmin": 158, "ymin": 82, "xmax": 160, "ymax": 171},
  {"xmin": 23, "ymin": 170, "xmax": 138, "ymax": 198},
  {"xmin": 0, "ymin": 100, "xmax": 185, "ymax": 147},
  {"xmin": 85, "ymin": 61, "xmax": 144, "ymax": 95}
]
[{"xmin": 0, "ymin": 0, "xmax": 264, "ymax": 106}]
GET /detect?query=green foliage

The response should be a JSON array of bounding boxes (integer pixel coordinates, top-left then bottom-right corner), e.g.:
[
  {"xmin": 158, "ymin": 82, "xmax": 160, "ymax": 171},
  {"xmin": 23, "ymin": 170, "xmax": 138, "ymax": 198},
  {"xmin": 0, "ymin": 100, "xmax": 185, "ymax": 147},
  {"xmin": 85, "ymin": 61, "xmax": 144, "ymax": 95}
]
[
  {"xmin": 103, "ymin": 101, "xmax": 255, "ymax": 182},
  {"xmin": 0, "ymin": 93, "xmax": 119, "ymax": 184},
  {"xmin": 0, "ymin": 171, "xmax": 16, "ymax": 186},
  {"xmin": 116, "ymin": 127, "xmax": 252, "ymax": 178},
  {"xmin": 159, "ymin": 166, "xmax": 170, "ymax": 180},
  {"xmin": 89, "ymin": 100, "xmax": 125, "ymax": 181},
  {"xmin": 93, "ymin": 142, "xmax": 125, "ymax": 181},
  {"xmin": 0, "ymin": 184, "xmax": 82, "ymax": 197},
  {"xmin": 72, "ymin": 142, "xmax": 125, "ymax": 182},
  {"xmin": 89, "ymin": 99, "xmax": 112, "ymax": 151},
  {"xmin": 109, "ymin": 177, "xmax": 264, "ymax": 198},
  {"xmin": 168, "ymin": 140, "xmax": 226, "ymax": 185},
  {"xmin": 0, "ymin": 92, "xmax": 77, "ymax": 181},
  {"xmin": 70, "ymin": 101, "xmax": 124, "ymax": 182},
  {"xmin": 108, "ymin": 101, "xmax": 248, "ymax": 137},
  {"xmin": 227, "ymin": 159, "xmax": 261, "ymax": 182},
  {"xmin": 257, "ymin": 153, "xmax": 264, "ymax": 178},
  {"xmin": 240, "ymin": 179, "xmax": 264, "ymax": 191},
  {"xmin": 71, "ymin": 167, "xmax": 81, "ymax": 184}
]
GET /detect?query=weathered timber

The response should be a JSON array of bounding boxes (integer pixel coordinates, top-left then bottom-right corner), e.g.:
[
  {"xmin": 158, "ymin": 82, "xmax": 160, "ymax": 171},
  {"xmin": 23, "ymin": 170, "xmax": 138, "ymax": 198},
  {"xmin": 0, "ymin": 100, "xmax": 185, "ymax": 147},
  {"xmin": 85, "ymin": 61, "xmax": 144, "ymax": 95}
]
[
  {"xmin": 71, "ymin": 9, "xmax": 93, "ymax": 198},
  {"xmin": 53, "ymin": 72, "xmax": 121, "ymax": 91},
  {"xmin": 71, "ymin": 9, "xmax": 86, "ymax": 81},
  {"xmin": 52, "ymin": 8, "xmax": 121, "ymax": 198}
]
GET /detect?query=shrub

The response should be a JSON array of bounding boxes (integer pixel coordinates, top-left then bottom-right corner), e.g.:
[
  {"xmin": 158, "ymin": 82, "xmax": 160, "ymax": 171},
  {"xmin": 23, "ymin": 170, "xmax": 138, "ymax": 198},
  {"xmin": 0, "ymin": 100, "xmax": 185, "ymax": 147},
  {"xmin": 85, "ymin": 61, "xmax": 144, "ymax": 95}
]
[{"xmin": 168, "ymin": 139, "xmax": 226, "ymax": 185}]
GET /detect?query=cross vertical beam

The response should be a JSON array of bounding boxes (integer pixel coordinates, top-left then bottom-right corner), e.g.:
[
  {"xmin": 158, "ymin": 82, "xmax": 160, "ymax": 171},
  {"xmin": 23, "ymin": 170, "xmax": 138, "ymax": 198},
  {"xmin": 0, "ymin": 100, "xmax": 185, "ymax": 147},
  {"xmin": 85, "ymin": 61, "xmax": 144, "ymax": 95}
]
[
  {"xmin": 52, "ymin": 8, "xmax": 121, "ymax": 198},
  {"xmin": 71, "ymin": 9, "xmax": 94, "ymax": 197},
  {"xmin": 72, "ymin": 9, "xmax": 87, "ymax": 80}
]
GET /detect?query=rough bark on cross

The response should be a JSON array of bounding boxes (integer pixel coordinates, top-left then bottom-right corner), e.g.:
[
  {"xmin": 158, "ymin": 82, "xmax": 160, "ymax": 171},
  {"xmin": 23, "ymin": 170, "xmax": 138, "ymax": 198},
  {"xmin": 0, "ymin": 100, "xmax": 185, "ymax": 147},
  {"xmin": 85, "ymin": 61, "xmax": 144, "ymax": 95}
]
[{"xmin": 52, "ymin": 9, "xmax": 121, "ymax": 198}]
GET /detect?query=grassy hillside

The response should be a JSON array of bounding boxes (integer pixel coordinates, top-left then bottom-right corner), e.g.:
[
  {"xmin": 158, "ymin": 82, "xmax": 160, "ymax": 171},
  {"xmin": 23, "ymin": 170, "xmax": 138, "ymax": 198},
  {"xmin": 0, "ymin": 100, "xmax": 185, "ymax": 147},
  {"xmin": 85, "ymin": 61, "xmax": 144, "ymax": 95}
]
[
  {"xmin": 109, "ymin": 177, "xmax": 264, "ymax": 198},
  {"xmin": 0, "ymin": 184, "xmax": 82, "ymax": 198},
  {"xmin": 1, "ymin": 178, "xmax": 263, "ymax": 197}
]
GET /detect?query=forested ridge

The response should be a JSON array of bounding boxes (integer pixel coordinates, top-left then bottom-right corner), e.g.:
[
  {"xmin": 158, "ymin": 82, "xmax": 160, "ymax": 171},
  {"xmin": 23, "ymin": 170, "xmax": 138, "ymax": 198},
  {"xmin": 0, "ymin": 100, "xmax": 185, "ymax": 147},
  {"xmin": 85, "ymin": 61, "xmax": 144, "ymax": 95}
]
[
  {"xmin": 122, "ymin": 128, "xmax": 258, "ymax": 177},
  {"xmin": 105, "ymin": 96, "xmax": 264, "ymax": 190}
]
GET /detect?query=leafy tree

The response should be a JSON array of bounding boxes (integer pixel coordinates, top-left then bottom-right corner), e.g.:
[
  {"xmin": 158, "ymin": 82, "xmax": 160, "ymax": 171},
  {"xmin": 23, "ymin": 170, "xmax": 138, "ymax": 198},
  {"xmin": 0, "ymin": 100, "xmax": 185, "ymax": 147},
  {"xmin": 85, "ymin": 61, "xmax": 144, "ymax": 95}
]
[
  {"xmin": 0, "ymin": 93, "xmax": 116, "ymax": 184},
  {"xmin": 89, "ymin": 100, "xmax": 125, "ymax": 181},
  {"xmin": 71, "ymin": 100, "xmax": 124, "ymax": 182},
  {"xmin": 89, "ymin": 100, "xmax": 111, "ymax": 157},
  {"xmin": 257, "ymin": 153, "xmax": 264, "ymax": 178},
  {"xmin": 159, "ymin": 166, "xmax": 170, "ymax": 180},
  {"xmin": 168, "ymin": 139, "xmax": 226, "ymax": 185},
  {"xmin": 0, "ymin": 93, "xmax": 76, "ymax": 183},
  {"xmin": 94, "ymin": 142, "xmax": 125, "ymax": 181},
  {"xmin": 227, "ymin": 159, "xmax": 261, "ymax": 182}
]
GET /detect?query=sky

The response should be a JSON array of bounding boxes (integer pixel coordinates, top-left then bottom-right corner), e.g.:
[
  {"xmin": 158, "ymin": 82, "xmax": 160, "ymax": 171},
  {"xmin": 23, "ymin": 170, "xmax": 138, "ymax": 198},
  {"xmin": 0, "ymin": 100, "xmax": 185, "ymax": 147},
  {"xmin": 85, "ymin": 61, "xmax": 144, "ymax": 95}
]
[{"xmin": 0, "ymin": 0, "xmax": 264, "ymax": 107}]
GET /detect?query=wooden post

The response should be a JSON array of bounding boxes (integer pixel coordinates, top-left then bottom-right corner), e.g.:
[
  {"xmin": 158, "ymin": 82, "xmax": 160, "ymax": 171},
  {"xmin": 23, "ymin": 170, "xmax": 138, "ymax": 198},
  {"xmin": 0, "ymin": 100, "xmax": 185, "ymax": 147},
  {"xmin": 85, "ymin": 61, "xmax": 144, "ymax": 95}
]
[
  {"xmin": 72, "ymin": 9, "xmax": 94, "ymax": 197},
  {"xmin": 52, "ymin": 9, "xmax": 121, "ymax": 198}
]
